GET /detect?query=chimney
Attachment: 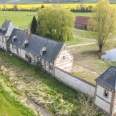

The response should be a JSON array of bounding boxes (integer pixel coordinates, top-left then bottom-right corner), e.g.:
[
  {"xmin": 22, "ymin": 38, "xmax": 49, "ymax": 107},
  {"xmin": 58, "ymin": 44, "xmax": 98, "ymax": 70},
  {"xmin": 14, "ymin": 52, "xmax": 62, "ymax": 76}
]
[{"xmin": 24, "ymin": 28, "xmax": 31, "ymax": 36}]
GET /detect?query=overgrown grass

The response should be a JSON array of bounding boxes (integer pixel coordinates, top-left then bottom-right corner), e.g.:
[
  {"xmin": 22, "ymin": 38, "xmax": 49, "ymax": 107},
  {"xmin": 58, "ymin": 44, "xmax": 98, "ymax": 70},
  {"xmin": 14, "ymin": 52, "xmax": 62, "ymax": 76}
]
[
  {"xmin": 0, "ymin": 81, "xmax": 36, "ymax": 116},
  {"xmin": 66, "ymin": 37, "xmax": 84, "ymax": 46},
  {"xmin": 66, "ymin": 29, "xmax": 95, "ymax": 46},
  {"xmin": 76, "ymin": 29, "xmax": 93, "ymax": 39},
  {"xmin": 0, "ymin": 49, "xmax": 104, "ymax": 116},
  {"xmin": 72, "ymin": 72, "xmax": 96, "ymax": 84}
]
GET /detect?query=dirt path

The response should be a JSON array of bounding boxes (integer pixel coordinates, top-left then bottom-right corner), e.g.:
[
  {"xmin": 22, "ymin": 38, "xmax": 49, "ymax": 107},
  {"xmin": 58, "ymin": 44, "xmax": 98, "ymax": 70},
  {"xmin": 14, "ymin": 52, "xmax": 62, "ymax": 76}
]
[
  {"xmin": 68, "ymin": 38, "xmax": 116, "ymax": 48},
  {"xmin": 68, "ymin": 42, "xmax": 96, "ymax": 48}
]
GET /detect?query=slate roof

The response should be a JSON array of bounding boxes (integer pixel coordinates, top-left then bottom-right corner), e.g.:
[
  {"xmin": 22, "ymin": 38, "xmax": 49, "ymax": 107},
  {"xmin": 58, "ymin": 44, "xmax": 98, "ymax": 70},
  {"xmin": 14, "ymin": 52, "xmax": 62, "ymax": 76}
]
[
  {"xmin": 75, "ymin": 16, "xmax": 90, "ymax": 25},
  {"xmin": 0, "ymin": 20, "xmax": 15, "ymax": 37},
  {"xmin": 8, "ymin": 29, "xmax": 64, "ymax": 63},
  {"xmin": 95, "ymin": 66, "xmax": 116, "ymax": 91}
]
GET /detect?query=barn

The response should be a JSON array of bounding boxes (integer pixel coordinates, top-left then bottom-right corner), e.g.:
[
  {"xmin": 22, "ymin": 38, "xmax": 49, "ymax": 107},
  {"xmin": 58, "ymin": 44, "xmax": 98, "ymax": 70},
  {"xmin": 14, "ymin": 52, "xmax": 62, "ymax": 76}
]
[{"xmin": 74, "ymin": 16, "xmax": 90, "ymax": 30}]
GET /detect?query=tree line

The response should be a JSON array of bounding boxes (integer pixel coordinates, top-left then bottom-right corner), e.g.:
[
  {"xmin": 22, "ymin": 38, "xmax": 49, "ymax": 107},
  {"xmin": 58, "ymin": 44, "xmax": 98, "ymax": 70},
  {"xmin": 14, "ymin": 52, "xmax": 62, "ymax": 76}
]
[
  {"xmin": 71, "ymin": 4, "xmax": 93, "ymax": 12},
  {"xmin": 1, "ymin": 4, "xmax": 93, "ymax": 12},
  {"xmin": 1, "ymin": 4, "xmax": 45, "ymax": 11}
]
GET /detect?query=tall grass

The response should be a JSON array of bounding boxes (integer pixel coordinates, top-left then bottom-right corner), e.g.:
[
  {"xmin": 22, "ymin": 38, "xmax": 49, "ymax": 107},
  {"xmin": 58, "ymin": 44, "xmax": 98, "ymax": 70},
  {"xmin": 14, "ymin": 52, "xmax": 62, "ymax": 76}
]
[
  {"xmin": 0, "ymin": 49, "xmax": 104, "ymax": 116},
  {"xmin": 0, "ymin": 82, "xmax": 36, "ymax": 116}
]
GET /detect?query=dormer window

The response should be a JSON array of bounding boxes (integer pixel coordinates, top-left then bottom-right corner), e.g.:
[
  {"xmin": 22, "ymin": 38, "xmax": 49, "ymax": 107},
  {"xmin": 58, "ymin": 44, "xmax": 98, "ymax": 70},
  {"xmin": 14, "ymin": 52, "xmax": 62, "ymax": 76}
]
[
  {"xmin": 2, "ymin": 28, "xmax": 6, "ymax": 32},
  {"xmin": 12, "ymin": 36, "xmax": 17, "ymax": 42},
  {"xmin": 40, "ymin": 47, "xmax": 46, "ymax": 55},
  {"xmin": 42, "ymin": 47, "xmax": 46, "ymax": 52},
  {"xmin": 23, "ymin": 40, "xmax": 28, "ymax": 48}
]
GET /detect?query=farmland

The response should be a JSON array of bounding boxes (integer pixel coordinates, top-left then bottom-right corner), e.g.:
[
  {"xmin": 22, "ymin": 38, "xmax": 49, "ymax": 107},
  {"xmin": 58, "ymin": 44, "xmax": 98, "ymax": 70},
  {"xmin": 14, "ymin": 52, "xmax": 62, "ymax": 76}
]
[
  {"xmin": 0, "ymin": 3, "xmax": 116, "ymax": 11},
  {"xmin": 0, "ymin": 4, "xmax": 96, "ymax": 10},
  {"xmin": 0, "ymin": 11, "xmax": 37, "ymax": 28},
  {"xmin": 0, "ymin": 11, "xmax": 92, "ymax": 28}
]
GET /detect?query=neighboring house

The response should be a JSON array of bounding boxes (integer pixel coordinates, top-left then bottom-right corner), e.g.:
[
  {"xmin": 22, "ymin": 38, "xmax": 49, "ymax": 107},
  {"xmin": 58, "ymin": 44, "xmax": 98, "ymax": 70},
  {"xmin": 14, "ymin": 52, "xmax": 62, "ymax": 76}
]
[
  {"xmin": 0, "ymin": 20, "xmax": 15, "ymax": 50},
  {"xmin": 94, "ymin": 66, "xmax": 116, "ymax": 116},
  {"xmin": 74, "ymin": 16, "xmax": 90, "ymax": 30},
  {"xmin": 0, "ymin": 20, "xmax": 73, "ymax": 75}
]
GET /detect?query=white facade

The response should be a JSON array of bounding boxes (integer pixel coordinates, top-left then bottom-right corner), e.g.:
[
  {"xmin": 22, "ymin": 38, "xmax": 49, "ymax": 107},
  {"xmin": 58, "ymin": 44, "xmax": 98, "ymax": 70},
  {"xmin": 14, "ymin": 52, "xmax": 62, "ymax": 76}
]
[
  {"xmin": 94, "ymin": 84, "xmax": 113, "ymax": 114},
  {"xmin": 0, "ymin": 36, "xmax": 7, "ymax": 50},
  {"xmin": 9, "ymin": 43, "xmax": 54, "ymax": 74},
  {"xmin": 95, "ymin": 96, "xmax": 111, "ymax": 113},
  {"xmin": 55, "ymin": 46, "xmax": 73, "ymax": 72},
  {"xmin": 96, "ymin": 85, "xmax": 112, "ymax": 103},
  {"xmin": 55, "ymin": 67, "xmax": 95, "ymax": 97}
]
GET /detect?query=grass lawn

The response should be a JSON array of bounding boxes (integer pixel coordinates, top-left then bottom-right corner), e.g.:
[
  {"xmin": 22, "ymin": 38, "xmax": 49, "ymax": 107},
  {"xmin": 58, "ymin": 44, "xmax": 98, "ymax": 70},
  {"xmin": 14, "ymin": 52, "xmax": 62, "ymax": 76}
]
[
  {"xmin": 73, "ymin": 12, "xmax": 92, "ymax": 17},
  {"xmin": 0, "ymin": 49, "xmax": 104, "ymax": 116},
  {"xmin": 0, "ymin": 82, "xmax": 36, "ymax": 116},
  {"xmin": 66, "ymin": 28, "xmax": 95, "ymax": 46}
]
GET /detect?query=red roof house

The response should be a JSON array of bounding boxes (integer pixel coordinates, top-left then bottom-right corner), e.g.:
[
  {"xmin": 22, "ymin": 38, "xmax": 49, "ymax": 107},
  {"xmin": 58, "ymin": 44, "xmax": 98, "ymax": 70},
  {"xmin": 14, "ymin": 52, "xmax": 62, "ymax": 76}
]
[{"xmin": 74, "ymin": 16, "xmax": 90, "ymax": 30}]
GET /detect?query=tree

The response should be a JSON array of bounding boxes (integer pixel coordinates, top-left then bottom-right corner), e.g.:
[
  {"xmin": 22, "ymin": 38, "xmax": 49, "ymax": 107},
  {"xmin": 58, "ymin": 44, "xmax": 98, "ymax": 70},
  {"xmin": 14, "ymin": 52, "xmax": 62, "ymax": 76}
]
[
  {"xmin": 30, "ymin": 16, "xmax": 37, "ymax": 34},
  {"xmin": 41, "ymin": 5, "xmax": 44, "ymax": 9},
  {"xmin": 37, "ymin": 7, "xmax": 74, "ymax": 42},
  {"xmin": 13, "ymin": 4, "xmax": 18, "ymax": 11},
  {"xmin": 88, "ymin": 0, "xmax": 116, "ymax": 52},
  {"xmin": 2, "ymin": 4, "xmax": 7, "ymax": 10}
]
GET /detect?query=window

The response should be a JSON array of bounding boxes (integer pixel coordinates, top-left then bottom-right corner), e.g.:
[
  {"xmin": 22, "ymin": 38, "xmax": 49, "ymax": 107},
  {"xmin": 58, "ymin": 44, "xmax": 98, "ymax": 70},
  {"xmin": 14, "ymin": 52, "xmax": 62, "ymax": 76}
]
[
  {"xmin": 25, "ymin": 54, "xmax": 28, "ymax": 59},
  {"xmin": 12, "ymin": 45, "xmax": 15, "ymax": 50},
  {"xmin": 50, "ymin": 66, "xmax": 53, "ymax": 70},
  {"xmin": 0, "ymin": 36, "xmax": 2, "ymax": 41},
  {"xmin": 63, "ymin": 56, "xmax": 65, "ymax": 60},
  {"xmin": 104, "ymin": 89, "xmax": 109, "ymax": 98}
]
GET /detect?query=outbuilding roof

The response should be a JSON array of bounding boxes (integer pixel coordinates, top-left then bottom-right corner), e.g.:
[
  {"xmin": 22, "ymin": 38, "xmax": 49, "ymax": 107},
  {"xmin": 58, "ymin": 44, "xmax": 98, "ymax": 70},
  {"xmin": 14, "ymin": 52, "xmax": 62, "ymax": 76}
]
[
  {"xmin": 8, "ymin": 29, "xmax": 64, "ymax": 63},
  {"xmin": 95, "ymin": 66, "xmax": 116, "ymax": 91},
  {"xmin": 75, "ymin": 16, "xmax": 90, "ymax": 25},
  {"xmin": 0, "ymin": 20, "xmax": 15, "ymax": 37}
]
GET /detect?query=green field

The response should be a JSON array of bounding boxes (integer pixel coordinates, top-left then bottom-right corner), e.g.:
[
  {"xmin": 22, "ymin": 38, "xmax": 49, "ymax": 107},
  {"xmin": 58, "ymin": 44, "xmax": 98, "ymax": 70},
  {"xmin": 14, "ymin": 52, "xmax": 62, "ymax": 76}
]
[
  {"xmin": 0, "ymin": 11, "xmax": 37, "ymax": 28},
  {"xmin": 73, "ymin": 12, "xmax": 92, "ymax": 17},
  {"xmin": 0, "ymin": 11, "xmax": 92, "ymax": 28},
  {"xmin": 0, "ymin": 82, "xmax": 36, "ymax": 116}
]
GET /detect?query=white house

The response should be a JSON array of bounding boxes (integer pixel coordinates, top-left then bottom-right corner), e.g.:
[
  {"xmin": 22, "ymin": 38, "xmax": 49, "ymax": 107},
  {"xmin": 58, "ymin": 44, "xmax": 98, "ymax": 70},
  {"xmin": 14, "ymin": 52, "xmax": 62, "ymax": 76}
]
[{"xmin": 0, "ymin": 20, "xmax": 15, "ymax": 50}]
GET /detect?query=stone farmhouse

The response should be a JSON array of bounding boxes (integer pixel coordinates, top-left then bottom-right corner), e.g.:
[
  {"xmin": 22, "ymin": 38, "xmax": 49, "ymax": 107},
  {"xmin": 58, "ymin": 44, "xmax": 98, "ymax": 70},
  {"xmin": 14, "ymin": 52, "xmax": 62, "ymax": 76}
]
[
  {"xmin": 74, "ymin": 16, "xmax": 90, "ymax": 30},
  {"xmin": 0, "ymin": 20, "xmax": 73, "ymax": 75}
]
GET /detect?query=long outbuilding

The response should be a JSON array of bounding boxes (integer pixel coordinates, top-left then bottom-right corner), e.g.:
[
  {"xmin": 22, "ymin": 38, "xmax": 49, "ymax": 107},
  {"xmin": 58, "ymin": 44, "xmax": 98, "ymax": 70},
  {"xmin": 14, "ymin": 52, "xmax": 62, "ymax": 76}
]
[{"xmin": 0, "ymin": 20, "xmax": 73, "ymax": 75}]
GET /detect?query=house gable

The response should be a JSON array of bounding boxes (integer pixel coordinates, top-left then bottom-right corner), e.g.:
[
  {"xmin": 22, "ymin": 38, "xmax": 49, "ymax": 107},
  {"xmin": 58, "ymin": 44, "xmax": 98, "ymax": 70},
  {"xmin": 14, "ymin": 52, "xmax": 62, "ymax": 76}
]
[{"xmin": 54, "ymin": 45, "xmax": 73, "ymax": 72}]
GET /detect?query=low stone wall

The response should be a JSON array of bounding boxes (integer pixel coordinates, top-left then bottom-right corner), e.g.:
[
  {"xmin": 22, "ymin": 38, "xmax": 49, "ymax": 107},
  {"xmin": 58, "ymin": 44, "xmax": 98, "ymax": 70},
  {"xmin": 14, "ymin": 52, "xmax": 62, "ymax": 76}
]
[{"xmin": 55, "ymin": 67, "xmax": 95, "ymax": 97}]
